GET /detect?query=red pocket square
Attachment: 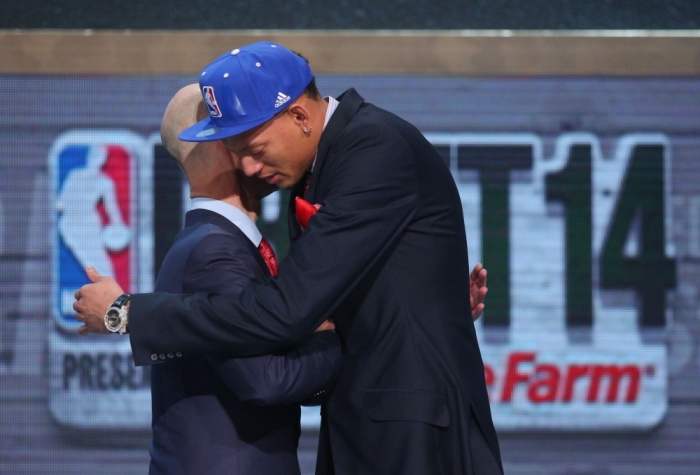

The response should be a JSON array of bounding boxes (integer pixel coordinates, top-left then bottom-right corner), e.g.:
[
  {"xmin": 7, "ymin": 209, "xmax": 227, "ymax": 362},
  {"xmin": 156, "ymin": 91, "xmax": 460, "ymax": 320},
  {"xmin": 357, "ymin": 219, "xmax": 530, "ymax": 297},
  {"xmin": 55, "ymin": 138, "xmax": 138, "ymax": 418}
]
[{"xmin": 295, "ymin": 197, "xmax": 321, "ymax": 230}]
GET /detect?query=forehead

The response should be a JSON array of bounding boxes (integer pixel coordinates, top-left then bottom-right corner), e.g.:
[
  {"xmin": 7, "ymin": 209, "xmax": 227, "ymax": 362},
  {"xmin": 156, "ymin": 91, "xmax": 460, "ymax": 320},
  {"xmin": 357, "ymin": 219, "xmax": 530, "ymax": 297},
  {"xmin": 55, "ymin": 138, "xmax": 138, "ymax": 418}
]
[
  {"xmin": 222, "ymin": 129, "xmax": 262, "ymax": 153},
  {"xmin": 223, "ymin": 116, "xmax": 282, "ymax": 152}
]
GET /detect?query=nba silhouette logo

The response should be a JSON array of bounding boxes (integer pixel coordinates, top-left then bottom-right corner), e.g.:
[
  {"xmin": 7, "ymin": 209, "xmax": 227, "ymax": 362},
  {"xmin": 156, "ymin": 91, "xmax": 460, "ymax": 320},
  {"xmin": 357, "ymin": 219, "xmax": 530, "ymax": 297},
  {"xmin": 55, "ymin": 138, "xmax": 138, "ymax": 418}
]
[
  {"xmin": 203, "ymin": 86, "xmax": 222, "ymax": 118},
  {"xmin": 50, "ymin": 131, "xmax": 141, "ymax": 331}
]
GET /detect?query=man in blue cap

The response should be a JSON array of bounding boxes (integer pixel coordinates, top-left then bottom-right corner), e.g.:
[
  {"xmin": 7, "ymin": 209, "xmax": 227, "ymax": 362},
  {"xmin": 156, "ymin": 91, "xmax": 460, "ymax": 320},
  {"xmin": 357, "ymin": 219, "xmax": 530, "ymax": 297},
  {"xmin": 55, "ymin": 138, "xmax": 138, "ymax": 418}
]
[{"xmin": 75, "ymin": 42, "xmax": 502, "ymax": 474}]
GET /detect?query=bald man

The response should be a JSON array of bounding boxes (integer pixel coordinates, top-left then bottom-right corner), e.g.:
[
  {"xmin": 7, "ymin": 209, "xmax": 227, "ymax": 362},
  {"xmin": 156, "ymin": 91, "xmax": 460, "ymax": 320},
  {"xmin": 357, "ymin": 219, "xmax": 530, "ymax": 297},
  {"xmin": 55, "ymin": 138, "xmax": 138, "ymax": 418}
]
[{"xmin": 146, "ymin": 84, "xmax": 340, "ymax": 475}]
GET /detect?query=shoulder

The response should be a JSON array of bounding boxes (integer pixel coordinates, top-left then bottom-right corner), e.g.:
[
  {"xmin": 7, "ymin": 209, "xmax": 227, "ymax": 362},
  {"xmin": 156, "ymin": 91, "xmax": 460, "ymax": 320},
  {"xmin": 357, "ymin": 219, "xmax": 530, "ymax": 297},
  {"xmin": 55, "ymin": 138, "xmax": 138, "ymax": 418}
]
[
  {"xmin": 187, "ymin": 225, "xmax": 257, "ymax": 265},
  {"xmin": 342, "ymin": 104, "xmax": 404, "ymax": 137},
  {"xmin": 325, "ymin": 110, "xmax": 418, "ymax": 182},
  {"xmin": 181, "ymin": 228, "xmax": 264, "ymax": 294},
  {"xmin": 329, "ymin": 103, "xmax": 423, "ymax": 162}
]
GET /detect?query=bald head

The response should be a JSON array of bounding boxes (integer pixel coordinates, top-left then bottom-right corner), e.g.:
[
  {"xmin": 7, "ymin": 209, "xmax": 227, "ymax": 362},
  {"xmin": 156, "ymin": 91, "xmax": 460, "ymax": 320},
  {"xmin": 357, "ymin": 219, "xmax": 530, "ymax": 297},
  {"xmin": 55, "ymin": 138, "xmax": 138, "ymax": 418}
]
[
  {"xmin": 161, "ymin": 84, "xmax": 214, "ymax": 174},
  {"xmin": 160, "ymin": 84, "xmax": 271, "ymax": 215}
]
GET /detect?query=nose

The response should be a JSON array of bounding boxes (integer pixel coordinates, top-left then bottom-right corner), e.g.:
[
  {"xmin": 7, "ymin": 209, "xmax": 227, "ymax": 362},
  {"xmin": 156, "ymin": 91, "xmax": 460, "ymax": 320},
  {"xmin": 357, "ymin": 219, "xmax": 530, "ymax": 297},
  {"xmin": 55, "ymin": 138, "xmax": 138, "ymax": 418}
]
[{"xmin": 238, "ymin": 156, "xmax": 264, "ymax": 177}]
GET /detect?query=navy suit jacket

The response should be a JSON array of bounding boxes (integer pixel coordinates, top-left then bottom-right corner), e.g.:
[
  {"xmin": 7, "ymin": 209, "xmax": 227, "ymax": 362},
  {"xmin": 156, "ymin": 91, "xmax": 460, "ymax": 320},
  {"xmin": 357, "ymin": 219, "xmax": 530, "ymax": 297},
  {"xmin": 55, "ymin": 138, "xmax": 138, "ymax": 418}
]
[
  {"xmin": 131, "ymin": 90, "xmax": 503, "ymax": 474},
  {"xmin": 148, "ymin": 208, "xmax": 341, "ymax": 475}
]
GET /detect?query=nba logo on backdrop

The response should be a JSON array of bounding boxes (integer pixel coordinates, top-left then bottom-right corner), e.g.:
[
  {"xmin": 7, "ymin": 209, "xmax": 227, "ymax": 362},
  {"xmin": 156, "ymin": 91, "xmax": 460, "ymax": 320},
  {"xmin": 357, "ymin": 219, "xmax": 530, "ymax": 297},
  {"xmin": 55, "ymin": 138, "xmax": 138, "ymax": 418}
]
[
  {"xmin": 48, "ymin": 130, "xmax": 155, "ymax": 429},
  {"xmin": 50, "ymin": 131, "xmax": 146, "ymax": 331}
]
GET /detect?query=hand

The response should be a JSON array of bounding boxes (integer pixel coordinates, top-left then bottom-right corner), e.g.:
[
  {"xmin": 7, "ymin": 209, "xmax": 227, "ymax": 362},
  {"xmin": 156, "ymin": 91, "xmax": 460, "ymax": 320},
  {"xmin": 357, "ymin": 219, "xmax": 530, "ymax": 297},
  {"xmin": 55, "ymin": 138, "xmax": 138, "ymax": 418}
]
[
  {"xmin": 470, "ymin": 263, "xmax": 488, "ymax": 321},
  {"xmin": 314, "ymin": 319, "xmax": 335, "ymax": 332},
  {"xmin": 73, "ymin": 266, "xmax": 124, "ymax": 335}
]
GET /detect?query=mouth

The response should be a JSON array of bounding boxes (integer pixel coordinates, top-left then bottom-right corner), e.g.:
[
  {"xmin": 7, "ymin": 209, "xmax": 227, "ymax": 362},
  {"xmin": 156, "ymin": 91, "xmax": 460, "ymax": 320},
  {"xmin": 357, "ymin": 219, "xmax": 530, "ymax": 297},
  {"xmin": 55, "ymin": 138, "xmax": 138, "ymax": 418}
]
[{"xmin": 261, "ymin": 174, "xmax": 279, "ymax": 185}]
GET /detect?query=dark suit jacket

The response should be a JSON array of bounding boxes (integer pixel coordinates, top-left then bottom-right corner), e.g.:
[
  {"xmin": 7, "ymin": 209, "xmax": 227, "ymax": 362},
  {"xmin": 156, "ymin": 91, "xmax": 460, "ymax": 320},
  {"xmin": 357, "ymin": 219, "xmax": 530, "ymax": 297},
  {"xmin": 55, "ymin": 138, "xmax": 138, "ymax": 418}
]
[
  {"xmin": 131, "ymin": 89, "xmax": 503, "ymax": 474},
  {"xmin": 148, "ymin": 208, "xmax": 341, "ymax": 475}
]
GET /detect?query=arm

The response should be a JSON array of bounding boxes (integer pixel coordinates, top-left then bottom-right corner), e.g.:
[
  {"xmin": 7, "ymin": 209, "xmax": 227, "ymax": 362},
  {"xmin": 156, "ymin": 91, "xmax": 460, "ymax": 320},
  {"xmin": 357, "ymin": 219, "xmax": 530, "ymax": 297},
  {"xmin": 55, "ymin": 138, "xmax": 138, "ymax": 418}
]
[
  {"xmin": 184, "ymin": 232, "xmax": 341, "ymax": 405},
  {"xmin": 207, "ymin": 331, "xmax": 341, "ymax": 406},
  {"xmin": 75, "ymin": 126, "xmax": 423, "ymax": 362},
  {"xmin": 127, "ymin": 125, "xmax": 419, "ymax": 364}
]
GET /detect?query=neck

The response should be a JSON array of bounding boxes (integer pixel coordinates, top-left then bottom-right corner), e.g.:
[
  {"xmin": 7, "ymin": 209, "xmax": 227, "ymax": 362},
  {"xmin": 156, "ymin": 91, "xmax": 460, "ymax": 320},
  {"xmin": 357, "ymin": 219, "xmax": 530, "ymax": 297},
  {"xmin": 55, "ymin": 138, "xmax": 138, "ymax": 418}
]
[
  {"xmin": 218, "ymin": 195, "xmax": 259, "ymax": 223},
  {"xmin": 190, "ymin": 189, "xmax": 260, "ymax": 223},
  {"xmin": 312, "ymin": 97, "xmax": 330, "ymax": 137}
]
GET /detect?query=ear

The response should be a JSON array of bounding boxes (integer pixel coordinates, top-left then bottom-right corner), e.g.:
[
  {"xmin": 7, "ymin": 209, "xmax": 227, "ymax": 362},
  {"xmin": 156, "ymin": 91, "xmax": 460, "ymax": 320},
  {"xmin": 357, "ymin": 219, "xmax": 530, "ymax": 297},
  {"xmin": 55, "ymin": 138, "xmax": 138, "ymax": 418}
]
[{"xmin": 287, "ymin": 103, "xmax": 310, "ymax": 129}]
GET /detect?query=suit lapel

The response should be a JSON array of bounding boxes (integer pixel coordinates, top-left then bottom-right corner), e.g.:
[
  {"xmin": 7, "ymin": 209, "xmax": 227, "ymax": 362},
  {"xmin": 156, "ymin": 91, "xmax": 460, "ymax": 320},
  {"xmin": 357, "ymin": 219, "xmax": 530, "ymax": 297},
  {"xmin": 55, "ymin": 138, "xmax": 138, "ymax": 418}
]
[
  {"xmin": 288, "ymin": 178, "xmax": 306, "ymax": 242},
  {"xmin": 306, "ymin": 88, "xmax": 365, "ymax": 202},
  {"xmin": 287, "ymin": 88, "xmax": 365, "ymax": 241}
]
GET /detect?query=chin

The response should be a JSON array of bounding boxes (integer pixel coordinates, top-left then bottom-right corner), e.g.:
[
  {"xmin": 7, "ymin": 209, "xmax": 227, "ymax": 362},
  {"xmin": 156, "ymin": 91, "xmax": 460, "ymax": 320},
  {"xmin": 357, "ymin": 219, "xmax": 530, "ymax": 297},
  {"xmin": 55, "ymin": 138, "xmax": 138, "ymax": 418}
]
[
  {"xmin": 277, "ymin": 182, "xmax": 294, "ymax": 190},
  {"xmin": 260, "ymin": 182, "xmax": 278, "ymax": 198}
]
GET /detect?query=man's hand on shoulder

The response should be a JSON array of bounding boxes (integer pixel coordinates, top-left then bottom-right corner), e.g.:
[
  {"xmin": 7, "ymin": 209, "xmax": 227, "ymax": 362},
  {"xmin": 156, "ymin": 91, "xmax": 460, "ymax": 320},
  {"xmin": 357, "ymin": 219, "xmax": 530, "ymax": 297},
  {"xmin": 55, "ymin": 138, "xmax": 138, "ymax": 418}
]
[
  {"xmin": 73, "ymin": 266, "xmax": 125, "ymax": 335},
  {"xmin": 470, "ymin": 263, "xmax": 488, "ymax": 321}
]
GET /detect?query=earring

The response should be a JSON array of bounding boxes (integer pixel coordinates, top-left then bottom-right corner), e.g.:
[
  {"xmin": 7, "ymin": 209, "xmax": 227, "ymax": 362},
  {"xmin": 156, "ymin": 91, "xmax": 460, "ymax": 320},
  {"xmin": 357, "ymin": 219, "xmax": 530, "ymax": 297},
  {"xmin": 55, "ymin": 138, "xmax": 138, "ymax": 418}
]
[{"xmin": 303, "ymin": 127, "xmax": 308, "ymax": 133}]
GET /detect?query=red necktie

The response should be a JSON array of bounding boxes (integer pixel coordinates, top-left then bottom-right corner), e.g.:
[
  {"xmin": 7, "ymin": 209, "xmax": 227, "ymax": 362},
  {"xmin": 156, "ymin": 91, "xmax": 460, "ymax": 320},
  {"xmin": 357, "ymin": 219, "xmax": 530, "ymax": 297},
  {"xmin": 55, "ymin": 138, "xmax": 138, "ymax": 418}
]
[{"xmin": 258, "ymin": 237, "xmax": 278, "ymax": 277}]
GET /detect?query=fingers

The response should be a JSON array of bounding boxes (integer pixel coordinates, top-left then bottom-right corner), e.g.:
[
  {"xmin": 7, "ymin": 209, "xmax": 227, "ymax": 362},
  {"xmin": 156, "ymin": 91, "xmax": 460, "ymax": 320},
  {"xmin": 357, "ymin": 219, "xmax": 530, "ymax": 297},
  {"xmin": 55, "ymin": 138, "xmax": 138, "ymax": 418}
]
[
  {"xmin": 473, "ymin": 287, "xmax": 487, "ymax": 306},
  {"xmin": 479, "ymin": 268, "xmax": 487, "ymax": 285},
  {"xmin": 470, "ymin": 263, "xmax": 483, "ymax": 279},
  {"xmin": 74, "ymin": 312, "xmax": 92, "ymax": 335},
  {"xmin": 470, "ymin": 279, "xmax": 487, "ymax": 321},
  {"xmin": 85, "ymin": 265, "xmax": 102, "ymax": 283},
  {"xmin": 472, "ymin": 303, "xmax": 484, "ymax": 321},
  {"xmin": 314, "ymin": 319, "xmax": 336, "ymax": 332},
  {"xmin": 470, "ymin": 263, "xmax": 487, "ymax": 287}
]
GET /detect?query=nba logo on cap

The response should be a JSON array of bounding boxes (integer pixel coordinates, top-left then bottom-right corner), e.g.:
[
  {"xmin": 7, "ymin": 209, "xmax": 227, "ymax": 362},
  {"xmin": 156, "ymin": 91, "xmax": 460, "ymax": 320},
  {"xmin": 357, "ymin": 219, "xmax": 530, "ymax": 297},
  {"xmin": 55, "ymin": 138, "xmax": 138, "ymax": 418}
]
[
  {"xmin": 50, "ymin": 131, "xmax": 141, "ymax": 330},
  {"xmin": 203, "ymin": 86, "xmax": 222, "ymax": 118}
]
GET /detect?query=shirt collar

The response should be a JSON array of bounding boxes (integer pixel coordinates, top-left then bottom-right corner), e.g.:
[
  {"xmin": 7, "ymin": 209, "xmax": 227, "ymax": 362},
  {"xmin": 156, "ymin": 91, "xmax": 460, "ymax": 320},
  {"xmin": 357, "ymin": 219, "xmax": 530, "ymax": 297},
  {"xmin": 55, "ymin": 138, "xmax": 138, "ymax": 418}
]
[
  {"xmin": 310, "ymin": 96, "xmax": 339, "ymax": 173},
  {"xmin": 324, "ymin": 96, "xmax": 339, "ymax": 129},
  {"xmin": 190, "ymin": 197, "xmax": 262, "ymax": 246}
]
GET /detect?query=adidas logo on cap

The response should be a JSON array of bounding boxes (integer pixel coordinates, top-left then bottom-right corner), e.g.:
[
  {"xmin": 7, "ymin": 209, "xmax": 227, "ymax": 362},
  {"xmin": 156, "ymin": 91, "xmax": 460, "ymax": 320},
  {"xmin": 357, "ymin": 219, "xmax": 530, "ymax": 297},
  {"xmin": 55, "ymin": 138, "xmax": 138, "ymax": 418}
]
[{"xmin": 275, "ymin": 92, "xmax": 291, "ymax": 108}]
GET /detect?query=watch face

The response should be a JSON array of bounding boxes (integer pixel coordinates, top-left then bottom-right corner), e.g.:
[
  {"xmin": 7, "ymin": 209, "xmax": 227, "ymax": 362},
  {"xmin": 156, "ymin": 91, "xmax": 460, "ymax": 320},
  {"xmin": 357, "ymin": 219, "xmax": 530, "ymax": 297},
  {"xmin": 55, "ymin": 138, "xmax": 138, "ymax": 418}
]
[{"xmin": 105, "ymin": 309, "xmax": 121, "ymax": 330}]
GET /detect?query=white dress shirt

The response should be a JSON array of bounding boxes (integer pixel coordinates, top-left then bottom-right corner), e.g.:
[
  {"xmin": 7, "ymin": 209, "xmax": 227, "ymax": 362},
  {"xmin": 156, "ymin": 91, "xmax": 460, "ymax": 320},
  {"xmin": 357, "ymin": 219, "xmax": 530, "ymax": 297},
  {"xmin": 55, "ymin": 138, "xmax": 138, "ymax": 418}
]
[{"xmin": 310, "ymin": 96, "xmax": 339, "ymax": 173}]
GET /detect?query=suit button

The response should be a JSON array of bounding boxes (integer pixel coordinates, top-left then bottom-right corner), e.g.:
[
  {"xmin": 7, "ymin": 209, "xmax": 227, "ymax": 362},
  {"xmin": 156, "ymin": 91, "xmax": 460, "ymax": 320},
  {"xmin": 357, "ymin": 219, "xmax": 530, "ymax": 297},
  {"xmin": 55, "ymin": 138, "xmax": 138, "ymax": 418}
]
[
  {"xmin": 176, "ymin": 352, "xmax": 183, "ymax": 358},
  {"xmin": 167, "ymin": 353, "xmax": 174, "ymax": 359},
  {"xmin": 159, "ymin": 353, "xmax": 166, "ymax": 360},
  {"xmin": 150, "ymin": 354, "xmax": 158, "ymax": 361}
]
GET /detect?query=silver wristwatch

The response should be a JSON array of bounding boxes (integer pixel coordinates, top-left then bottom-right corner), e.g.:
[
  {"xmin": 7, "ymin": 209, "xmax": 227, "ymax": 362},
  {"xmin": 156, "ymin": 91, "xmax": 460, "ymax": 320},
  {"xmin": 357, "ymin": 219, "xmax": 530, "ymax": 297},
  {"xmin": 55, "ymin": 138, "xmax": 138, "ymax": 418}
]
[{"xmin": 104, "ymin": 293, "xmax": 132, "ymax": 335}]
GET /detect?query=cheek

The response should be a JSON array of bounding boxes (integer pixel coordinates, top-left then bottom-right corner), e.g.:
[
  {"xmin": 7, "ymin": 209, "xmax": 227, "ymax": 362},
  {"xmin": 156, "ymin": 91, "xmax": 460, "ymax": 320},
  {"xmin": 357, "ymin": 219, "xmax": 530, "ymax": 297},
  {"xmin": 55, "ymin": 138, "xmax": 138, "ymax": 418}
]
[
  {"xmin": 294, "ymin": 157, "xmax": 310, "ymax": 177},
  {"xmin": 230, "ymin": 154, "xmax": 243, "ymax": 170},
  {"xmin": 270, "ymin": 148, "xmax": 303, "ymax": 176}
]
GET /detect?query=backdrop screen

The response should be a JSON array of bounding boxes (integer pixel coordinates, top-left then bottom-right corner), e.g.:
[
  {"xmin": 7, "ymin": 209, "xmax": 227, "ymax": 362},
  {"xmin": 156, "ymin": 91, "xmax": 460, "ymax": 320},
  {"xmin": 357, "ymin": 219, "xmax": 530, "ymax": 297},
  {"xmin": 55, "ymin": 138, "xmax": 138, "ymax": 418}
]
[{"xmin": 0, "ymin": 75, "xmax": 698, "ymax": 475}]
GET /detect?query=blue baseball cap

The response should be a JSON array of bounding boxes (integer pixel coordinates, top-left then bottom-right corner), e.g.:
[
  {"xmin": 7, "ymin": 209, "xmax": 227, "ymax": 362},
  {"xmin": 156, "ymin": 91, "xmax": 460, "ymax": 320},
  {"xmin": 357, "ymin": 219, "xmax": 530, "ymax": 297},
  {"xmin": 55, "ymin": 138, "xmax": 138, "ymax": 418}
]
[{"xmin": 179, "ymin": 42, "xmax": 313, "ymax": 142}]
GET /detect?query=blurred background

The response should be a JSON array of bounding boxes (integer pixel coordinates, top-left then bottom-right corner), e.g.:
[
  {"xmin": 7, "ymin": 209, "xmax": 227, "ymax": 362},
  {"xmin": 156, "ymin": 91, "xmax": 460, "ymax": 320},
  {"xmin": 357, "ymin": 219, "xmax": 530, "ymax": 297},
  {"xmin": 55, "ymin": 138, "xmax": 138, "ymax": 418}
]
[{"xmin": 1, "ymin": 1, "xmax": 699, "ymax": 474}]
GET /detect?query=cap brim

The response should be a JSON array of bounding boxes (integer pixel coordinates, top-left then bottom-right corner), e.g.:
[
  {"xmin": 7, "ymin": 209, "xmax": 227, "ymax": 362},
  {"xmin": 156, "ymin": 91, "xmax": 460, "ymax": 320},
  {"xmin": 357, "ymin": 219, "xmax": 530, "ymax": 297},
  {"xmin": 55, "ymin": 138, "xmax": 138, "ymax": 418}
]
[{"xmin": 178, "ymin": 114, "xmax": 275, "ymax": 142}]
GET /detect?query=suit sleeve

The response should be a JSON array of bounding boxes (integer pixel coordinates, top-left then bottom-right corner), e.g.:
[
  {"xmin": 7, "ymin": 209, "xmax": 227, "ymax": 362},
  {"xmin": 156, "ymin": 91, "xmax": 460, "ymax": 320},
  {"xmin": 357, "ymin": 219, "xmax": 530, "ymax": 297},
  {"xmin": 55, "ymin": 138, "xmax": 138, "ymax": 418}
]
[
  {"xmin": 207, "ymin": 331, "xmax": 341, "ymax": 406},
  {"xmin": 129, "ymin": 123, "xmax": 418, "ymax": 364},
  {"xmin": 183, "ymin": 233, "xmax": 342, "ymax": 405}
]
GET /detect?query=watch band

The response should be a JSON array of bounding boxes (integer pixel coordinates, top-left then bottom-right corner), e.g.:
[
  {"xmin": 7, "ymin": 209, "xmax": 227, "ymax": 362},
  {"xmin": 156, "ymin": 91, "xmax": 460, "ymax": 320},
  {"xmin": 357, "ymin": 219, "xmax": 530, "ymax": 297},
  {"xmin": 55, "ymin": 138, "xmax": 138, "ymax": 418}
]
[
  {"xmin": 104, "ymin": 293, "xmax": 132, "ymax": 335},
  {"xmin": 112, "ymin": 293, "xmax": 132, "ymax": 310}
]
